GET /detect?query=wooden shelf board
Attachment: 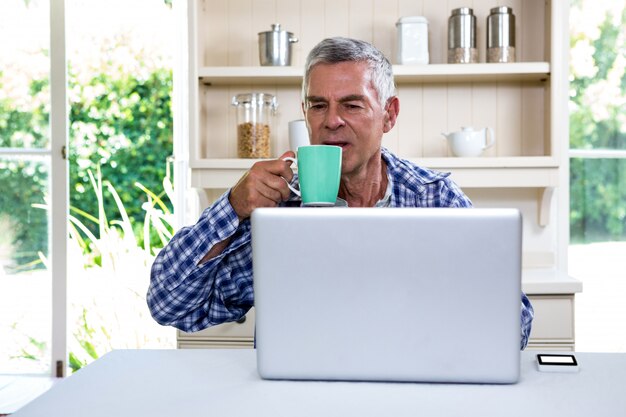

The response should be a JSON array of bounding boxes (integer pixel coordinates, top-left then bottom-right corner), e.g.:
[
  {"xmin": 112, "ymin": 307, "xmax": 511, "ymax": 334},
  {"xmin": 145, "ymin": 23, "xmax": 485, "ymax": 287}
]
[
  {"xmin": 189, "ymin": 156, "xmax": 559, "ymax": 224},
  {"xmin": 190, "ymin": 156, "xmax": 558, "ymax": 170},
  {"xmin": 411, "ymin": 156, "xmax": 558, "ymax": 169},
  {"xmin": 189, "ymin": 157, "xmax": 559, "ymax": 188},
  {"xmin": 522, "ymin": 269, "xmax": 583, "ymax": 294},
  {"xmin": 198, "ymin": 62, "xmax": 551, "ymax": 85}
]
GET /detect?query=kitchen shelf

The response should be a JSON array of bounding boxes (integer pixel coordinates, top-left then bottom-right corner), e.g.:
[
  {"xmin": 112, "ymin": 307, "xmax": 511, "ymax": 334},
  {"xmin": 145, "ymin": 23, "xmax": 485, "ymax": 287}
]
[
  {"xmin": 522, "ymin": 268, "xmax": 583, "ymax": 295},
  {"xmin": 190, "ymin": 156, "xmax": 557, "ymax": 178},
  {"xmin": 394, "ymin": 62, "xmax": 550, "ymax": 82},
  {"xmin": 198, "ymin": 62, "xmax": 550, "ymax": 85},
  {"xmin": 189, "ymin": 156, "xmax": 558, "ymax": 225}
]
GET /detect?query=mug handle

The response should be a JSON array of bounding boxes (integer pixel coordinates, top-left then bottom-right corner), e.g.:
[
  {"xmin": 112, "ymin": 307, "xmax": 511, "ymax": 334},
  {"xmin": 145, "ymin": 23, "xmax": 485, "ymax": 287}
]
[
  {"xmin": 485, "ymin": 127, "xmax": 495, "ymax": 149},
  {"xmin": 281, "ymin": 156, "xmax": 301, "ymax": 197}
]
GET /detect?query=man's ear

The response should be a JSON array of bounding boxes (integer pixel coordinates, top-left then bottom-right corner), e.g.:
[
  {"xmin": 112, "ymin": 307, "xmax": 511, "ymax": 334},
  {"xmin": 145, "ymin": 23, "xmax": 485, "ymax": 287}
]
[{"xmin": 383, "ymin": 96, "xmax": 400, "ymax": 133}]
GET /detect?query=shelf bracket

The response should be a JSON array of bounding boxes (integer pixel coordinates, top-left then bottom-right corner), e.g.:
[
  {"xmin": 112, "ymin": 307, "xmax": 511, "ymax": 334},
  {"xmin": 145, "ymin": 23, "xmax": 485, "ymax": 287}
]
[{"xmin": 538, "ymin": 187, "xmax": 555, "ymax": 227}]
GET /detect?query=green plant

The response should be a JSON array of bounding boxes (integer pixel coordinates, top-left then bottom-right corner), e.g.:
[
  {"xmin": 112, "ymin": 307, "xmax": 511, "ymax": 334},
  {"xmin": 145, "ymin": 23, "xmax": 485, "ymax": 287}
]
[
  {"xmin": 9, "ymin": 322, "xmax": 47, "ymax": 364},
  {"xmin": 68, "ymin": 65, "xmax": 174, "ymax": 244},
  {"xmin": 68, "ymin": 308, "xmax": 103, "ymax": 373},
  {"xmin": 29, "ymin": 167, "xmax": 175, "ymax": 372},
  {"xmin": 0, "ymin": 64, "xmax": 173, "ymax": 271}
]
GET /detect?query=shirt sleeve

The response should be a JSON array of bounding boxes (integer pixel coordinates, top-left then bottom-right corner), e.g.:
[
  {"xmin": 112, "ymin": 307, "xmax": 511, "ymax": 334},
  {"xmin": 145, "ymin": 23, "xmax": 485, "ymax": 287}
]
[
  {"xmin": 438, "ymin": 177, "xmax": 473, "ymax": 208},
  {"xmin": 520, "ymin": 292, "xmax": 534, "ymax": 350},
  {"xmin": 146, "ymin": 191, "xmax": 254, "ymax": 332}
]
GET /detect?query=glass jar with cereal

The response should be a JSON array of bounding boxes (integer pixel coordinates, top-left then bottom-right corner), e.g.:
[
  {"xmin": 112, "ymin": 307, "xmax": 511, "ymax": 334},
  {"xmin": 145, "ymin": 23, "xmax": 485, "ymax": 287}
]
[{"xmin": 231, "ymin": 93, "xmax": 278, "ymax": 158}]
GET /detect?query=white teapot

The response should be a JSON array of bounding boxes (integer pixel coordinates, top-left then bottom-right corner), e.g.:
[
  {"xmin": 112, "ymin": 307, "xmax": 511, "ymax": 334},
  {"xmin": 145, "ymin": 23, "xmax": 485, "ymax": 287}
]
[{"xmin": 441, "ymin": 127, "xmax": 495, "ymax": 157}]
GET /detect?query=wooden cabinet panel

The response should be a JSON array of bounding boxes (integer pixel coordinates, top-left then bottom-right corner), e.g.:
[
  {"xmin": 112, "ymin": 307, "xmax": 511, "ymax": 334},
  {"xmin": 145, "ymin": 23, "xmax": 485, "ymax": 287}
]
[
  {"xmin": 177, "ymin": 297, "xmax": 577, "ymax": 351},
  {"xmin": 527, "ymin": 295, "xmax": 575, "ymax": 345},
  {"xmin": 177, "ymin": 308, "xmax": 255, "ymax": 346}
]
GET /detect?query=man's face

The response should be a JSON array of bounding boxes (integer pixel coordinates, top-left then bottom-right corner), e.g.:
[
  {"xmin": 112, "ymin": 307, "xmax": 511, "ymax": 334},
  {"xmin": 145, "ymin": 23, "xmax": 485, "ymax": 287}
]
[{"xmin": 303, "ymin": 61, "xmax": 394, "ymax": 177}]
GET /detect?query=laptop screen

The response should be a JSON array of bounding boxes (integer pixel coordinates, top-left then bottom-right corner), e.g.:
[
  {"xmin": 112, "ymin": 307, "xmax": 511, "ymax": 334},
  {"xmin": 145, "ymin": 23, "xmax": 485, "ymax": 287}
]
[{"xmin": 252, "ymin": 207, "xmax": 522, "ymax": 384}]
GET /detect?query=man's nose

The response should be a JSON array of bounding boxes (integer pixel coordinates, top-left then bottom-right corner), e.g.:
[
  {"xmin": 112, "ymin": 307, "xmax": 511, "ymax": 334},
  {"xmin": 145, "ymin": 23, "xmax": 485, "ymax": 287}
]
[{"xmin": 324, "ymin": 104, "xmax": 345, "ymax": 130}]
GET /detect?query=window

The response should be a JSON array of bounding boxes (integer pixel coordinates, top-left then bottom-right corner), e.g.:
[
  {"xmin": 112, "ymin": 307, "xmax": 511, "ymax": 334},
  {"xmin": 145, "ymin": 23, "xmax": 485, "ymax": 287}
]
[
  {"xmin": 0, "ymin": 0, "xmax": 64, "ymax": 376},
  {"xmin": 0, "ymin": 0, "xmax": 179, "ymax": 377},
  {"xmin": 569, "ymin": 1, "xmax": 626, "ymax": 352}
]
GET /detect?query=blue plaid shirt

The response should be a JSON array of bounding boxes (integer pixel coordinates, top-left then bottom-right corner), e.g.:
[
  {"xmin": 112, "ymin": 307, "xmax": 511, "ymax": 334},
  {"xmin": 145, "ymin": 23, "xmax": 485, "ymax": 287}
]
[{"xmin": 147, "ymin": 148, "xmax": 534, "ymax": 349}]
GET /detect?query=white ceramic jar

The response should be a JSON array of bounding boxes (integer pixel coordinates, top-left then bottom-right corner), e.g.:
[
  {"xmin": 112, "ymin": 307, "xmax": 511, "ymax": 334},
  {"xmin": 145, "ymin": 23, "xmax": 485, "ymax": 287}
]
[{"xmin": 396, "ymin": 16, "xmax": 429, "ymax": 65}]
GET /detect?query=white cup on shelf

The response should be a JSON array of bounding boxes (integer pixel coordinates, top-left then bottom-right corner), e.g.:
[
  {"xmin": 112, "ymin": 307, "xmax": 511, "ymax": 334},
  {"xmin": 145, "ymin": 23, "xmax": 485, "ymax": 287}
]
[{"xmin": 288, "ymin": 119, "xmax": 310, "ymax": 151}]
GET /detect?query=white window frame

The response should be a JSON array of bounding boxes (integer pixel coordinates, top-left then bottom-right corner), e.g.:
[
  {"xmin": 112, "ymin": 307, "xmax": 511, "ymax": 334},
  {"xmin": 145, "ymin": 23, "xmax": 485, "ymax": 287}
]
[
  {"xmin": 4, "ymin": 0, "xmax": 188, "ymax": 377},
  {"xmin": 50, "ymin": 0, "xmax": 69, "ymax": 378},
  {"xmin": 172, "ymin": 0, "xmax": 189, "ymax": 231},
  {"xmin": 569, "ymin": 149, "xmax": 626, "ymax": 159},
  {"xmin": 0, "ymin": 0, "xmax": 68, "ymax": 377}
]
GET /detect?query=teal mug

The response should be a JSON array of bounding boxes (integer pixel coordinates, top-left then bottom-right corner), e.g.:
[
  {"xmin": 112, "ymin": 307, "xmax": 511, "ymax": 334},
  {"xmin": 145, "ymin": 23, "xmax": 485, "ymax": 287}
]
[{"xmin": 283, "ymin": 145, "xmax": 342, "ymax": 206}]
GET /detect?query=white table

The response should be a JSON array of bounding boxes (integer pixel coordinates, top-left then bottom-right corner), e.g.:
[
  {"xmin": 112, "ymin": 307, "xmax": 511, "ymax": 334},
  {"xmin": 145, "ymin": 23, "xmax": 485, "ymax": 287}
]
[{"xmin": 11, "ymin": 349, "xmax": 626, "ymax": 417}]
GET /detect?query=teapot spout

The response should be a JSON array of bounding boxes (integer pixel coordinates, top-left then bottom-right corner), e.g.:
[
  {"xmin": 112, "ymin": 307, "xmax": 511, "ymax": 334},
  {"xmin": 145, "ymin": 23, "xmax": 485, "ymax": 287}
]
[{"xmin": 441, "ymin": 132, "xmax": 451, "ymax": 140}]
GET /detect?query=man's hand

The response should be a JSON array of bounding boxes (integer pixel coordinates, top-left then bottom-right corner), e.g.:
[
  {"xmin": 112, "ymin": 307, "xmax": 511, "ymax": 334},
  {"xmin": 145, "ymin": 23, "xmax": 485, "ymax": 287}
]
[{"xmin": 229, "ymin": 151, "xmax": 296, "ymax": 220}]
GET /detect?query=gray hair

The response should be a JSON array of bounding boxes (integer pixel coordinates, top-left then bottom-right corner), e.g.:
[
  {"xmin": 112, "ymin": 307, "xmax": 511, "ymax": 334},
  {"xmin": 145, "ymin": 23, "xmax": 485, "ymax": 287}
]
[{"xmin": 302, "ymin": 37, "xmax": 396, "ymax": 108}]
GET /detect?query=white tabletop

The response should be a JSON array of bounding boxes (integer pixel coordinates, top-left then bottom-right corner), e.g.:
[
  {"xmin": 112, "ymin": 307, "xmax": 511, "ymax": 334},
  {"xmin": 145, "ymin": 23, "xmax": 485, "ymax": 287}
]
[{"xmin": 12, "ymin": 349, "xmax": 626, "ymax": 417}]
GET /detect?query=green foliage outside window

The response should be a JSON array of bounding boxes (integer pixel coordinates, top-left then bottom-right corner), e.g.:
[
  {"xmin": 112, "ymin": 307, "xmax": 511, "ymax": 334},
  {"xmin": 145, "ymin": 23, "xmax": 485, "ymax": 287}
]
[
  {"xmin": 569, "ymin": 3, "xmax": 626, "ymax": 242},
  {"xmin": 69, "ymin": 64, "xmax": 173, "ymax": 252},
  {"xmin": 0, "ymin": 64, "xmax": 173, "ymax": 270}
]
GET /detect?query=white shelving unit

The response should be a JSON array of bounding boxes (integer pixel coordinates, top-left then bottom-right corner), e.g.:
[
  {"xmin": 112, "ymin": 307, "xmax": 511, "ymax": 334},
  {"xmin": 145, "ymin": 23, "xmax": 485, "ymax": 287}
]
[{"xmin": 179, "ymin": 0, "xmax": 580, "ymax": 351}]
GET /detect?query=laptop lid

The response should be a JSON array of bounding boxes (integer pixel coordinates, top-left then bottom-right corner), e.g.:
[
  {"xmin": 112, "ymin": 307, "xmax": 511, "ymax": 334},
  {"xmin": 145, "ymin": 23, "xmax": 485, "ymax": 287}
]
[{"xmin": 251, "ymin": 207, "xmax": 522, "ymax": 384}]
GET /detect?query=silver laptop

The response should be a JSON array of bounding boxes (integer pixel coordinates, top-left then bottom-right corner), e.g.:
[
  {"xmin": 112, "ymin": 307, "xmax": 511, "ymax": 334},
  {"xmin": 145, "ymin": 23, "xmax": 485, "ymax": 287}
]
[{"xmin": 251, "ymin": 207, "xmax": 522, "ymax": 384}]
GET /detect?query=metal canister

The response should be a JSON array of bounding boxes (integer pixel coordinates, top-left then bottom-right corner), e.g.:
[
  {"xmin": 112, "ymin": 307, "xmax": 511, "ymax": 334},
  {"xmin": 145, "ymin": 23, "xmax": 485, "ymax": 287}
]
[
  {"xmin": 487, "ymin": 7, "xmax": 516, "ymax": 63},
  {"xmin": 258, "ymin": 24, "xmax": 298, "ymax": 66},
  {"xmin": 448, "ymin": 7, "xmax": 477, "ymax": 64}
]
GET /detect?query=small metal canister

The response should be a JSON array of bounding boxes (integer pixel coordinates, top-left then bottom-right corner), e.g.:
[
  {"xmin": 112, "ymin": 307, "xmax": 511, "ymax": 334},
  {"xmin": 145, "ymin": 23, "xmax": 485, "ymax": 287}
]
[
  {"xmin": 448, "ymin": 7, "xmax": 477, "ymax": 64},
  {"xmin": 232, "ymin": 93, "xmax": 278, "ymax": 158},
  {"xmin": 258, "ymin": 24, "xmax": 298, "ymax": 66},
  {"xmin": 487, "ymin": 7, "xmax": 516, "ymax": 63}
]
